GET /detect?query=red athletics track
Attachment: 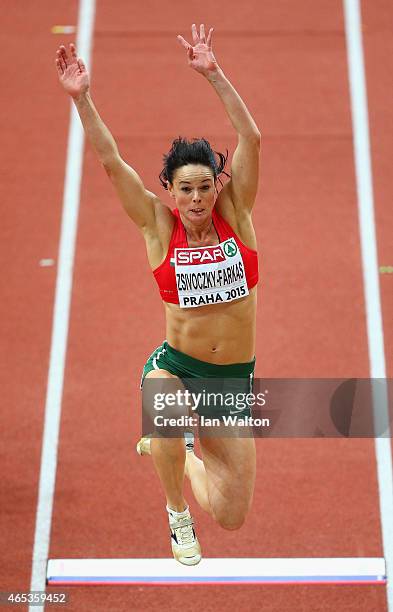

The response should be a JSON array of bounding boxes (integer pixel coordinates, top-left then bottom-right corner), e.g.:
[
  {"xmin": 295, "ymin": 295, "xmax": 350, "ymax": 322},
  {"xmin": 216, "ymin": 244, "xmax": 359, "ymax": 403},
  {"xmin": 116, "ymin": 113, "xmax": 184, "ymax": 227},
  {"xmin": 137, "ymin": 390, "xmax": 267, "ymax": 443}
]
[
  {"xmin": 1, "ymin": 1, "xmax": 392, "ymax": 611},
  {"xmin": 1, "ymin": 0, "xmax": 79, "ymax": 599}
]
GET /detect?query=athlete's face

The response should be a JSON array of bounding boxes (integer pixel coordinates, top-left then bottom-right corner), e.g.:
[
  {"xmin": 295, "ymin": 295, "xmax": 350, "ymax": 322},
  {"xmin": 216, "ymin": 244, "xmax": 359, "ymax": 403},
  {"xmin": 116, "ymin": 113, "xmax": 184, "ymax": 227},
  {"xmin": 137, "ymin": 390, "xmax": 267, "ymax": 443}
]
[{"xmin": 168, "ymin": 164, "xmax": 216, "ymax": 224}]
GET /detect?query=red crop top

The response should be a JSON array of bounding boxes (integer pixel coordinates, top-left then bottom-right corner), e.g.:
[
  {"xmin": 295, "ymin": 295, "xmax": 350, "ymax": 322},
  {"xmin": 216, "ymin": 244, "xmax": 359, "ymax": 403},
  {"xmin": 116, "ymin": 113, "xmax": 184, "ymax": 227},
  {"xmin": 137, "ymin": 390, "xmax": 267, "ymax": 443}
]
[{"xmin": 153, "ymin": 207, "xmax": 259, "ymax": 307}]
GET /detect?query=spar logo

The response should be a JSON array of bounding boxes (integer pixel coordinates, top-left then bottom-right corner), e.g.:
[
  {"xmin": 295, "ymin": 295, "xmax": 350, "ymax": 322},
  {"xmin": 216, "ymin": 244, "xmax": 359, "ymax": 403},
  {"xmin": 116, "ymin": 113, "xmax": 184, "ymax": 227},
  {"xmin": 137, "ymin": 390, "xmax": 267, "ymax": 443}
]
[{"xmin": 175, "ymin": 245, "xmax": 226, "ymax": 266}]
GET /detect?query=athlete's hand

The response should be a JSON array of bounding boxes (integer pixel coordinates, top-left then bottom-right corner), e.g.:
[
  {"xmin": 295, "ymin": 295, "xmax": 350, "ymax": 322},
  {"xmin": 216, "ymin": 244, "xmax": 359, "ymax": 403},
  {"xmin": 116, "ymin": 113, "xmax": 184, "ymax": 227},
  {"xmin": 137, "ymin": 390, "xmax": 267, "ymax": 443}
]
[
  {"xmin": 177, "ymin": 24, "xmax": 219, "ymax": 77},
  {"xmin": 55, "ymin": 43, "xmax": 90, "ymax": 99}
]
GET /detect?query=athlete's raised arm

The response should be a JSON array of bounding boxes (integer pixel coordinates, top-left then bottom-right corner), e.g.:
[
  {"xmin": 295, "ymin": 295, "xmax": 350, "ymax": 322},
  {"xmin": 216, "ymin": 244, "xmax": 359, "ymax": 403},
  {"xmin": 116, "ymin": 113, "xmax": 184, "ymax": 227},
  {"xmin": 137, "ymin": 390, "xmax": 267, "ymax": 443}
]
[
  {"xmin": 55, "ymin": 43, "xmax": 159, "ymax": 232},
  {"xmin": 177, "ymin": 24, "xmax": 261, "ymax": 212}
]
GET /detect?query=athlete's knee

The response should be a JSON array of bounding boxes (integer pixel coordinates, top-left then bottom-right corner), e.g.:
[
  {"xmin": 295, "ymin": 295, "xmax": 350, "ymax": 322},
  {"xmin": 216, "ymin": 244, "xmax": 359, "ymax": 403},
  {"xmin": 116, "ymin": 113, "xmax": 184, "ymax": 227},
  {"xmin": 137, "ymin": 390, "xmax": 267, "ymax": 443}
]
[{"xmin": 213, "ymin": 509, "xmax": 247, "ymax": 531}]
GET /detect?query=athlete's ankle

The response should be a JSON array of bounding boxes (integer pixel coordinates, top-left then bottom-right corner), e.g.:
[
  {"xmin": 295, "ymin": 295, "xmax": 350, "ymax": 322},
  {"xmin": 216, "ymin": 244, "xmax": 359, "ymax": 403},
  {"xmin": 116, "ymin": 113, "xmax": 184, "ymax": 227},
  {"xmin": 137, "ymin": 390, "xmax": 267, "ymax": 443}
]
[{"xmin": 166, "ymin": 501, "xmax": 189, "ymax": 515}]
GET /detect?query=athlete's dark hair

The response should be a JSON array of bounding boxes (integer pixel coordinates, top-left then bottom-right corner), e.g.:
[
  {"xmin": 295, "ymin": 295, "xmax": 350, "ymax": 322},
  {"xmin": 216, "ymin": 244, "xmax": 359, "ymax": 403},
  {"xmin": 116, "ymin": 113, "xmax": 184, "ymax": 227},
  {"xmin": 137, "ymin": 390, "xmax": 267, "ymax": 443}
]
[{"xmin": 159, "ymin": 137, "xmax": 230, "ymax": 190}]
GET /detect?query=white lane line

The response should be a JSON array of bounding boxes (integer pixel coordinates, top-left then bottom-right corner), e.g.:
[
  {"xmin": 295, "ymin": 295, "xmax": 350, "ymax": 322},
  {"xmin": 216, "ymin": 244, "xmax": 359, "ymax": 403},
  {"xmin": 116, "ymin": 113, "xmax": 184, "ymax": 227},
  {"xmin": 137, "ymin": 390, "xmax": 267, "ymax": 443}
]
[
  {"xmin": 29, "ymin": 0, "xmax": 96, "ymax": 608},
  {"xmin": 343, "ymin": 0, "xmax": 393, "ymax": 609}
]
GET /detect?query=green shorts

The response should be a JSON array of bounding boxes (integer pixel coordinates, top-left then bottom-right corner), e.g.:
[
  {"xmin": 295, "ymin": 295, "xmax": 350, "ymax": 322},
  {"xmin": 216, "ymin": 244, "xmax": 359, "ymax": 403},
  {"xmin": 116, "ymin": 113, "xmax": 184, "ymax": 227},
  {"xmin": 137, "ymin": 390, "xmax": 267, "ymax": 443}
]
[{"xmin": 140, "ymin": 341, "xmax": 256, "ymax": 418}]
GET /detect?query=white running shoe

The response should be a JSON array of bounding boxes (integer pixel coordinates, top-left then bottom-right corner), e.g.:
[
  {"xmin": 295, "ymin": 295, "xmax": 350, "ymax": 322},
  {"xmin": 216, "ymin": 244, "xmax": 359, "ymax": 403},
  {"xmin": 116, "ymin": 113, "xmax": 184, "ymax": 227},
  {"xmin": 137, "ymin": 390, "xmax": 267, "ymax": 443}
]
[
  {"xmin": 136, "ymin": 435, "xmax": 151, "ymax": 456},
  {"xmin": 136, "ymin": 433, "xmax": 194, "ymax": 456},
  {"xmin": 167, "ymin": 506, "xmax": 202, "ymax": 566}
]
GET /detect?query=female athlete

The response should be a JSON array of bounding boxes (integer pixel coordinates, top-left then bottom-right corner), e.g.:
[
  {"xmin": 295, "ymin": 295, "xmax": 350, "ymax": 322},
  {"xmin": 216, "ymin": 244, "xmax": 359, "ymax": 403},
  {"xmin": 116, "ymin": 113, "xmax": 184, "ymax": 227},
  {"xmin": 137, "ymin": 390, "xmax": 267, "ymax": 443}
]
[{"xmin": 55, "ymin": 23, "xmax": 261, "ymax": 566}]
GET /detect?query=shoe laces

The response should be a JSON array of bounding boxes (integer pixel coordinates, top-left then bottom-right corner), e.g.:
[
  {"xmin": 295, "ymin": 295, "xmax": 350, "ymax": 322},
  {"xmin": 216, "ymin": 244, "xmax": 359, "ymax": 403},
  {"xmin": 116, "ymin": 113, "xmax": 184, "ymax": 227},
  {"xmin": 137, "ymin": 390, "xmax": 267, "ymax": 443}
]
[{"xmin": 171, "ymin": 517, "xmax": 195, "ymax": 546}]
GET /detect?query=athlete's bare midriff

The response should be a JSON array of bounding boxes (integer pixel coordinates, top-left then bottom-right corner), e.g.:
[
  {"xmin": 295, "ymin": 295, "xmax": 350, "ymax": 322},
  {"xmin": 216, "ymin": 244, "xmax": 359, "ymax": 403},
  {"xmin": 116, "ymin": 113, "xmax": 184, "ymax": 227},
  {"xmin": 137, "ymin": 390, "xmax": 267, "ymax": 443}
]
[{"xmin": 164, "ymin": 287, "xmax": 257, "ymax": 364}]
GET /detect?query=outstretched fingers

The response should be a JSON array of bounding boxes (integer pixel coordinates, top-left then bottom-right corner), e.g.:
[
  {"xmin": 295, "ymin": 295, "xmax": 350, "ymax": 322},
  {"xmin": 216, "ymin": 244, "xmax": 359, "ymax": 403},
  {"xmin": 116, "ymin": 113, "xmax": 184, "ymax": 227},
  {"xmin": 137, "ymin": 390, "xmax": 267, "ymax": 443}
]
[
  {"xmin": 69, "ymin": 42, "xmax": 78, "ymax": 59},
  {"xmin": 191, "ymin": 23, "xmax": 199, "ymax": 44},
  {"xmin": 206, "ymin": 27, "xmax": 213, "ymax": 48},
  {"xmin": 177, "ymin": 35, "xmax": 194, "ymax": 59},
  {"xmin": 59, "ymin": 45, "xmax": 68, "ymax": 68},
  {"xmin": 188, "ymin": 24, "xmax": 214, "ymax": 48},
  {"xmin": 177, "ymin": 34, "xmax": 190, "ymax": 50},
  {"xmin": 55, "ymin": 57, "xmax": 64, "ymax": 76},
  {"xmin": 177, "ymin": 24, "xmax": 214, "ymax": 58},
  {"xmin": 56, "ymin": 48, "xmax": 66, "ymax": 73},
  {"xmin": 77, "ymin": 57, "xmax": 86, "ymax": 72}
]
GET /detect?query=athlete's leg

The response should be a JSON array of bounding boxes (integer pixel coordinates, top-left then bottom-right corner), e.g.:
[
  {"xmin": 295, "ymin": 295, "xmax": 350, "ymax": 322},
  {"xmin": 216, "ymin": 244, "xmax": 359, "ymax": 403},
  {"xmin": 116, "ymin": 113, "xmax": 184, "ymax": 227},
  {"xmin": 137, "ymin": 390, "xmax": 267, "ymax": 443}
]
[
  {"xmin": 184, "ymin": 450, "xmax": 212, "ymax": 515},
  {"xmin": 150, "ymin": 437, "xmax": 187, "ymax": 512},
  {"xmin": 142, "ymin": 368, "xmax": 256, "ymax": 525},
  {"xmin": 185, "ymin": 426, "xmax": 256, "ymax": 527},
  {"xmin": 140, "ymin": 366, "xmax": 202, "ymax": 565},
  {"xmin": 144, "ymin": 369, "xmax": 191, "ymax": 512},
  {"xmin": 199, "ymin": 425, "xmax": 256, "ymax": 530},
  {"xmin": 143, "ymin": 369, "xmax": 216, "ymax": 515}
]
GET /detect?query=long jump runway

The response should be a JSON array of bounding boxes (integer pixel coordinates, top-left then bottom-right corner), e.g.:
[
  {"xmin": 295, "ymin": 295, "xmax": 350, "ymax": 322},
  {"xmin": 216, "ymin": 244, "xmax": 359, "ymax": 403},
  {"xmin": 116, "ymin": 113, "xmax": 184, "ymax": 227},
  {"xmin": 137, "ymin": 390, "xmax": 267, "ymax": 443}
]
[{"xmin": 1, "ymin": 1, "xmax": 392, "ymax": 610}]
